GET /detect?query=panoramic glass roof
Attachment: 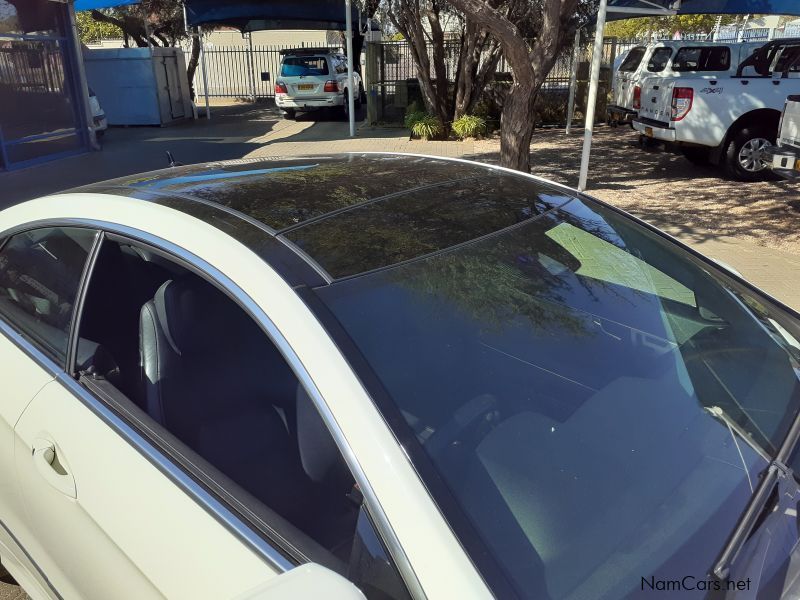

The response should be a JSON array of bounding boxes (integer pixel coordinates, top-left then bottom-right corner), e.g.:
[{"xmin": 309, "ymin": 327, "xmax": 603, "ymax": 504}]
[{"xmin": 76, "ymin": 154, "xmax": 577, "ymax": 281}]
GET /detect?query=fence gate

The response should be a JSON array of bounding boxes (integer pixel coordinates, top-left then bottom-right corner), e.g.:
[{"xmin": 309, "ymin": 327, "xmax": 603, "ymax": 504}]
[
  {"xmin": 364, "ymin": 38, "xmax": 623, "ymax": 126},
  {"xmin": 194, "ymin": 42, "xmax": 342, "ymax": 99}
]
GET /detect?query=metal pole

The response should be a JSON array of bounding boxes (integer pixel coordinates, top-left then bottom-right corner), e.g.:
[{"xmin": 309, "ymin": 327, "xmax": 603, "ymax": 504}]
[
  {"xmin": 345, "ymin": 0, "xmax": 356, "ymax": 137},
  {"xmin": 577, "ymin": 0, "xmax": 607, "ymax": 192},
  {"xmin": 67, "ymin": 0, "xmax": 99, "ymax": 150},
  {"xmin": 246, "ymin": 32, "xmax": 257, "ymax": 103},
  {"xmin": 199, "ymin": 26, "xmax": 211, "ymax": 120},
  {"xmin": 565, "ymin": 28, "xmax": 581, "ymax": 135}
]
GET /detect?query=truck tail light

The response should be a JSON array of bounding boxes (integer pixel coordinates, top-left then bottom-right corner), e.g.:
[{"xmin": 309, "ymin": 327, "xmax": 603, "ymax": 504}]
[
  {"xmin": 671, "ymin": 87, "xmax": 693, "ymax": 121},
  {"xmin": 274, "ymin": 82, "xmax": 288, "ymax": 94},
  {"xmin": 633, "ymin": 85, "xmax": 641, "ymax": 110},
  {"xmin": 324, "ymin": 80, "xmax": 339, "ymax": 92}
]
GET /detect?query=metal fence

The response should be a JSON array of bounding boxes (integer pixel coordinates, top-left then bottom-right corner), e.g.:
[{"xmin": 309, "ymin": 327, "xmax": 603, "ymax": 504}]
[{"xmin": 194, "ymin": 42, "xmax": 344, "ymax": 99}]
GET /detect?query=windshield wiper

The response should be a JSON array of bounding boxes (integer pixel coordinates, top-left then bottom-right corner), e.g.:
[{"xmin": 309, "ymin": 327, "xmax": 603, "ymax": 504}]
[{"xmin": 713, "ymin": 404, "xmax": 800, "ymax": 581}]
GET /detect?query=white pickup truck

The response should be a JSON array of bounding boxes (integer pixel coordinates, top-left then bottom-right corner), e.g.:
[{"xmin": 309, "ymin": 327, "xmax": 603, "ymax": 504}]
[
  {"xmin": 608, "ymin": 41, "xmax": 763, "ymax": 126},
  {"xmin": 766, "ymin": 95, "xmax": 800, "ymax": 179},
  {"xmin": 633, "ymin": 39, "xmax": 800, "ymax": 181}
]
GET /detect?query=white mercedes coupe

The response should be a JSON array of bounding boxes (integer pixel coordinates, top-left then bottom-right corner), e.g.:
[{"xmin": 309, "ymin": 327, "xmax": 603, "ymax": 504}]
[{"xmin": 1, "ymin": 154, "xmax": 800, "ymax": 600}]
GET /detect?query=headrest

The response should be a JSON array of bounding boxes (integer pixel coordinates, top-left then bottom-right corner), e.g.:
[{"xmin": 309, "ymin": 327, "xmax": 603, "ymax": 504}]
[
  {"xmin": 296, "ymin": 385, "xmax": 347, "ymax": 486},
  {"xmin": 151, "ymin": 275, "xmax": 244, "ymax": 354}
]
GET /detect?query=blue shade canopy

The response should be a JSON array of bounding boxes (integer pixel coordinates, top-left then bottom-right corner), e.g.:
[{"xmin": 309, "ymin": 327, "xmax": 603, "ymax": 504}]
[
  {"xmin": 74, "ymin": 0, "xmax": 141, "ymax": 10},
  {"xmin": 184, "ymin": 0, "xmax": 359, "ymax": 31},
  {"xmin": 606, "ymin": 0, "xmax": 800, "ymax": 19}
]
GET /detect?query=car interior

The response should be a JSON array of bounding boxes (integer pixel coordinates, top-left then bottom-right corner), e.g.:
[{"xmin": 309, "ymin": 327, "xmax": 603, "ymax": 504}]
[{"xmin": 75, "ymin": 238, "xmax": 360, "ymax": 570}]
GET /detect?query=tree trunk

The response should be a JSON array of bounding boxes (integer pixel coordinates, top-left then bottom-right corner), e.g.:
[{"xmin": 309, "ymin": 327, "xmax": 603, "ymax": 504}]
[
  {"xmin": 186, "ymin": 35, "xmax": 201, "ymax": 102},
  {"xmin": 500, "ymin": 81, "xmax": 536, "ymax": 172}
]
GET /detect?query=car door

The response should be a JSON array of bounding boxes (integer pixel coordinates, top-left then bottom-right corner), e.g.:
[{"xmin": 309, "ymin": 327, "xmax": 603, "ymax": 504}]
[
  {"xmin": 0, "ymin": 226, "xmax": 96, "ymax": 597},
  {"xmin": 2, "ymin": 227, "xmax": 279, "ymax": 599}
]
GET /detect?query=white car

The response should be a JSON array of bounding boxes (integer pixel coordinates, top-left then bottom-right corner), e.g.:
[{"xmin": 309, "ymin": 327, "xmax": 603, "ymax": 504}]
[
  {"xmin": 2, "ymin": 154, "xmax": 800, "ymax": 599},
  {"xmin": 607, "ymin": 41, "xmax": 763, "ymax": 126},
  {"xmin": 274, "ymin": 49, "xmax": 362, "ymax": 120},
  {"xmin": 88, "ymin": 88, "xmax": 107, "ymax": 139}
]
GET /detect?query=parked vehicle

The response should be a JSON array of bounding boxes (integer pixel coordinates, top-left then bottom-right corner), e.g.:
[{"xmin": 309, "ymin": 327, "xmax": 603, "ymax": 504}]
[
  {"xmin": 2, "ymin": 154, "xmax": 800, "ymax": 599},
  {"xmin": 607, "ymin": 41, "xmax": 763, "ymax": 126},
  {"xmin": 274, "ymin": 48, "xmax": 362, "ymax": 120},
  {"xmin": 634, "ymin": 38, "xmax": 800, "ymax": 181},
  {"xmin": 88, "ymin": 87, "xmax": 107, "ymax": 139},
  {"xmin": 765, "ymin": 94, "xmax": 800, "ymax": 179}
]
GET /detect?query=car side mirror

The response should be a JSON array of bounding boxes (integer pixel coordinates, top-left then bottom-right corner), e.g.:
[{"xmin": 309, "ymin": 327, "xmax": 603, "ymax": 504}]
[
  {"xmin": 233, "ymin": 564, "xmax": 366, "ymax": 600},
  {"xmin": 261, "ymin": 71, "xmax": 270, "ymax": 82}
]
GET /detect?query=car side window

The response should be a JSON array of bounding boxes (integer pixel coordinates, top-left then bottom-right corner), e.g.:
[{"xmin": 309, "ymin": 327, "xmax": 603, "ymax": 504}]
[
  {"xmin": 619, "ymin": 46, "xmax": 645, "ymax": 72},
  {"xmin": 0, "ymin": 227, "xmax": 97, "ymax": 365},
  {"xmin": 647, "ymin": 47, "xmax": 673, "ymax": 72},
  {"xmin": 74, "ymin": 236, "xmax": 410, "ymax": 600}
]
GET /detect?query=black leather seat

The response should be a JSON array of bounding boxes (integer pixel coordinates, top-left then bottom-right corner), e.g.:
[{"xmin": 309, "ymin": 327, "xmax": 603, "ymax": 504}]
[{"xmin": 138, "ymin": 275, "xmax": 314, "ymax": 525}]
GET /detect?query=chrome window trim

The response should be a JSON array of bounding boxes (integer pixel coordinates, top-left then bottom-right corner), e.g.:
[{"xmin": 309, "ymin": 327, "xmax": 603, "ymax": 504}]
[{"xmin": 0, "ymin": 217, "xmax": 425, "ymax": 597}]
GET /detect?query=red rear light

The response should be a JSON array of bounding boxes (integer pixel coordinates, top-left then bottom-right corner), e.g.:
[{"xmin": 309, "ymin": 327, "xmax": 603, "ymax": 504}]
[
  {"xmin": 633, "ymin": 85, "xmax": 641, "ymax": 110},
  {"xmin": 324, "ymin": 80, "xmax": 339, "ymax": 93},
  {"xmin": 671, "ymin": 87, "xmax": 694, "ymax": 121},
  {"xmin": 274, "ymin": 82, "xmax": 287, "ymax": 94}
]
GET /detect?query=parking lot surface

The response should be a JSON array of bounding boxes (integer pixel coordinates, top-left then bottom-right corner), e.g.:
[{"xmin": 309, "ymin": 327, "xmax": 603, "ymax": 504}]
[{"xmin": 1, "ymin": 103, "xmax": 798, "ymax": 310}]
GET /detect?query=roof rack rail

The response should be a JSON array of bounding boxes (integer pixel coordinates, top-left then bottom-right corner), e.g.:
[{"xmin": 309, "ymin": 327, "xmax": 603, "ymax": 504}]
[{"xmin": 279, "ymin": 47, "xmax": 342, "ymax": 56}]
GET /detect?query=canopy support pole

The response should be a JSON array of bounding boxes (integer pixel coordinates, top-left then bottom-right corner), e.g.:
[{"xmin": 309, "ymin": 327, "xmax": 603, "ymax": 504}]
[
  {"xmin": 577, "ymin": 0, "xmax": 607, "ymax": 192},
  {"xmin": 565, "ymin": 28, "xmax": 581, "ymax": 135},
  {"xmin": 199, "ymin": 26, "xmax": 211, "ymax": 120},
  {"xmin": 246, "ymin": 32, "xmax": 257, "ymax": 103},
  {"xmin": 345, "ymin": 0, "xmax": 356, "ymax": 137}
]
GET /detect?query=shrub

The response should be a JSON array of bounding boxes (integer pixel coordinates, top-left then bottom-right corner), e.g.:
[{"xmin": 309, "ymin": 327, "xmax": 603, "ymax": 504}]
[
  {"xmin": 403, "ymin": 102, "xmax": 425, "ymax": 129},
  {"xmin": 452, "ymin": 114, "xmax": 488, "ymax": 139},
  {"xmin": 410, "ymin": 113, "xmax": 443, "ymax": 140}
]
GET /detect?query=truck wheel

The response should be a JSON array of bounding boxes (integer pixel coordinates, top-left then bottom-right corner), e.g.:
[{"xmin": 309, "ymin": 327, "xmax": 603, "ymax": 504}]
[
  {"xmin": 680, "ymin": 146, "xmax": 711, "ymax": 166},
  {"xmin": 283, "ymin": 109, "xmax": 296, "ymax": 120},
  {"xmin": 724, "ymin": 126, "xmax": 775, "ymax": 181}
]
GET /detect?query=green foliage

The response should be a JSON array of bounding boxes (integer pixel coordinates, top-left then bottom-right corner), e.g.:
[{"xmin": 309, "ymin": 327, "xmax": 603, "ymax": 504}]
[
  {"xmin": 605, "ymin": 14, "xmax": 738, "ymax": 39},
  {"xmin": 404, "ymin": 102, "xmax": 425, "ymax": 129},
  {"xmin": 410, "ymin": 114, "xmax": 443, "ymax": 140},
  {"xmin": 76, "ymin": 11, "xmax": 122, "ymax": 43},
  {"xmin": 452, "ymin": 114, "xmax": 487, "ymax": 139}
]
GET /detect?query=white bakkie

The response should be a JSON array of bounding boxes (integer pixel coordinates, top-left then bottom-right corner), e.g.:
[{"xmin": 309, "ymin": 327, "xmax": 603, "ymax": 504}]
[
  {"xmin": 608, "ymin": 41, "xmax": 763, "ymax": 126},
  {"xmin": 633, "ymin": 38, "xmax": 800, "ymax": 181}
]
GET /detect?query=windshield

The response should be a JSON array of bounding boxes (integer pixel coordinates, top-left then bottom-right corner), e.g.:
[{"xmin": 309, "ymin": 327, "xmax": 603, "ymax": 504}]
[
  {"xmin": 315, "ymin": 195, "xmax": 800, "ymax": 599},
  {"xmin": 280, "ymin": 56, "xmax": 329, "ymax": 77}
]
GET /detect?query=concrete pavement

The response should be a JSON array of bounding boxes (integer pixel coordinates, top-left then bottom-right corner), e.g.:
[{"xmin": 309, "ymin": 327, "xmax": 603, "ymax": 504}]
[{"xmin": 1, "ymin": 101, "xmax": 798, "ymax": 311}]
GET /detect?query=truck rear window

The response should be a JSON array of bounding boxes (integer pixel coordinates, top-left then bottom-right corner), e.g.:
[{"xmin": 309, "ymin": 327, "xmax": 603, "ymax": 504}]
[
  {"xmin": 672, "ymin": 47, "xmax": 731, "ymax": 72},
  {"xmin": 647, "ymin": 47, "xmax": 673, "ymax": 72},
  {"xmin": 619, "ymin": 47, "xmax": 646, "ymax": 72},
  {"xmin": 280, "ymin": 57, "xmax": 329, "ymax": 77}
]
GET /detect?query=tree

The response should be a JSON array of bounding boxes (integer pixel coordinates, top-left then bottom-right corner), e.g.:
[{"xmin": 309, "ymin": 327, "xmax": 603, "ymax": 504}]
[
  {"xmin": 443, "ymin": 0, "xmax": 588, "ymax": 171},
  {"xmin": 605, "ymin": 14, "xmax": 738, "ymax": 39},
  {"xmin": 386, "ymin": 0, "xmax": 452, "ymax": 127},
  {"xmin": 79, "ymin": 2, "xmax": 202, "ymax": 100}
]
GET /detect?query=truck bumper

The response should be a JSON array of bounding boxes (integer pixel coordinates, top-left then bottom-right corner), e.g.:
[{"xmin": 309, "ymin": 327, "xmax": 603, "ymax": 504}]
[
  {"xmin": 607, "ymin": 105, "xmax": 636, "ymax": 125},
  {"xmin": 765, "ymin": 145, "xmax": 800, "ymax": 179},
  {"xmin": 633, "ymin": 119, "xmax": 676, "ymax": 142}
]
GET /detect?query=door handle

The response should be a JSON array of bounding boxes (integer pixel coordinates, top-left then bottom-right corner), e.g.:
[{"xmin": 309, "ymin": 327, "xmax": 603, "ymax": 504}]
[{"xmin": 32, "ymin": 438, "xmax": 76, "ymax": 498}]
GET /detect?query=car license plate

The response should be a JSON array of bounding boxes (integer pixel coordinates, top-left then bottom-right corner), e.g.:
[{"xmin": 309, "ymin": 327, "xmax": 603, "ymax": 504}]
[
  {"xmin": 298, "ymin": 84, "xmax": 314, "ymax": 91},
  {"xmin": 645, "ymin": 127, "xmax": 654, "ymax": 138}
]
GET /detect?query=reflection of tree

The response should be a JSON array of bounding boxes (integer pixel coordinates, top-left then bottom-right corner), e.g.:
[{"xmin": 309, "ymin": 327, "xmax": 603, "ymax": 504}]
[
  {"xmin": 392, "ymin": 224, "xmax": 595, "ymax": 338},
  {"xmin": 172, "ymin": 159, "xmax": 486, "ymax": 230}
]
